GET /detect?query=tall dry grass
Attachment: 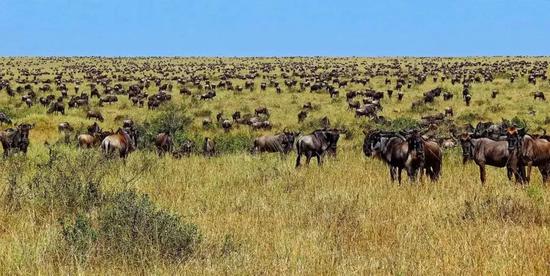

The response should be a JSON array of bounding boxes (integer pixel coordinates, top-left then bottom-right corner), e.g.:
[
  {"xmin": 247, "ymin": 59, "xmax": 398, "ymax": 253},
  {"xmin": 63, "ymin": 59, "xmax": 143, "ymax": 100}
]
[{"xmin": 0, "ymin": 57, "xmax": 549, "ymax": 274}]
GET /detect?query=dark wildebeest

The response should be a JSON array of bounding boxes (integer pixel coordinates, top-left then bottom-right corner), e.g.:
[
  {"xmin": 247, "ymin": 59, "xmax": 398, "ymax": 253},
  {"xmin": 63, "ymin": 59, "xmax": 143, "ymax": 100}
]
[
  {"xmin": 173, "ymin": 140, "xmax": 195, "ymax": 158},
  {"xmin": 298, "ymin": 110, "xmax": 307, "ymax": 123},
  {"xmin": 47, "ymin": 102, "xmax": 65, "ymax": 115},
  {"xmin": 200, "ymin": 90, "xmax": 216, "ymax": 100},
  {"xmin": 101, "ymin": 128, "xmax": 135, "ymax": 158},
  {"xmin": 459, "ymin": 132, "xmax": 522, "ymax": 184},
  {"xmin": 86, "ymin": 110, "xmax": 104, "ymax": 122},
  {"xmin": 464, "ymin": 94, "xmax": 472, "ymax": 106},
  {"xmin": 397, "ymin": 91, "xmax": 404, "ymax": 101},
  {"xmin": 255, "ymin": 106, "xmax": 269, "ymax": 117},
  {"xmin": 155, "ymin": 132, "xmax": 173, "ymax": 156},
  {"xmin": 203, "ymin": 137, "xmax": 216, "ymax": 156},
  {"xmin": 363, "ymin": 130, "xmax": 441, "ymax": 183},
  {"xmin": 444, "ymin": 107, "xmax": 453, "ymax": 117},
  {"xmin": 0, "ymin": 112, "xmax": 12, "ymax": 125},
  {"xmin": 534, "ymin": 91, "xmax": 546, "ymax": 101},
  {"xmin": 506, "ymin": 127, "xmax": 550, "ymax": 183},
  {"xmin": 0, "ymin": 123, "xmax": 34, "ymax": 157},
  {"xmin": 221, "ymin": 119, "xmax": 232, "ymax": 133},
  {"xmin": 404, "ymin": 130, "xmax": 443, "ymax": 182},
  {"xmin": 88, "ymin": 122, "xmax": 101, "ymax": 135},
  {"xmin": 295, "ymin": 129, "xmax": 340, "ymax": 167},
  {"xmin": 252, "ymin": 130, "xmax": 298, "ymax": 154}
]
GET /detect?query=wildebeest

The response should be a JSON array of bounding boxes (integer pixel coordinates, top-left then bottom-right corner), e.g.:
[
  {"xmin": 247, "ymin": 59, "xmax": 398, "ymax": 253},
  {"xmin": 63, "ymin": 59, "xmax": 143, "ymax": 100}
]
[
  {"xmin": 47, "ymin": 102, "xmax": 65, "ymax": 115},
  {"xmin": 254, "ymin": 106, "xmax": 270, "ymax": 117},
  {"xmin": 101, "ymin": 128, "xmax": 135, "ymax": 158},
  {"xmin": 534, "ymin": 91, "xmax": 546, "ymax": 101},
  {"xmin": 297, "ymin": 110, "xmax": 307, "ymax": 123},
  {"xmin": 506, "ymin": 127, "xmax": 550, "ymax": 183},
  {"xmin": 404, "ymin": 130, "xmax": 442, "ymax": 181},
  {"xmin": 218, "ymin": 118, "xmax": 231, "ymax": 132},
  {"xmin": 173, "ymin": 140, "xmax": 195, "ymax": 158},
  {"xmin": 78, "ymin": 131, "xmax": 111, "ymax": 148},
  {"xmin": 252, "ymin": 130, "xmax": 298, "ymax": 154},
  {"xmin": 0, "ymin": 112, "xmax": 12, "ymax": 125},
  {"xmin": 86, "ymin": 110, "xmax": 104, "ymax": 122},
  {"xmin": 363, "ymin": 130, "xmax": 441, "ymax": 183},
  {"xmin": 295, "ymin": 129, "xmax": 340, "ymax": 167},
  {"xmin": 155, "ymin": 132, "xmax": 173, "ymax": 156},
  {"xmin": 200, "ymin": 90, "xmax": 216, "ymax": 100},
  {"xmin": 459, "ymin": 132, "xmax": 522, "ymax": 184},
  {"xmin": 203, "ymin": 137, "xmax": 216, "ymax": 156},
  {"xmin": 0, "ymin": 123, "xmax": 34, "ymax": 157}
]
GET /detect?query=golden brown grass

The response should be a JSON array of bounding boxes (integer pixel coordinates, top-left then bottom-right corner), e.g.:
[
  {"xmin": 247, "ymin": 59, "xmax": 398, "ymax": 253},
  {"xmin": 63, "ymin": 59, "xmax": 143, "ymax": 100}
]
[{"xmin": 0, "ymin": 57, "xmax": 550, "ymax": 274}]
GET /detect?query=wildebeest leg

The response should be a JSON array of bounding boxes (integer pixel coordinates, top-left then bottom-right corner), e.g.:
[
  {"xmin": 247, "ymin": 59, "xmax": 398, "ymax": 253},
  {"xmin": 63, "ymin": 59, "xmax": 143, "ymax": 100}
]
[
  {"xmin": 506, "ymin": 167, "xmax": 513, "ymax": 181},
  {"xmin": 295, "ymin": 153, "xmax": 302, "ymax": 167},
  {"xmin": 305, "ymin": 151, "xmax": 313, "ymax": 165},
  {"xmin": 526, "ymin": 162, "xmax": 533, "ymax": 183},
  {"xmin": 479, "ymin": 164, "xmax": 486, "ymax": 184},
  {"xmin": 316, "ymin": 152, "xmax": 322, "ymax": 165},
  {"xmin": 398, "ymin": 167, "xmax": 403, "ymax": 184}
]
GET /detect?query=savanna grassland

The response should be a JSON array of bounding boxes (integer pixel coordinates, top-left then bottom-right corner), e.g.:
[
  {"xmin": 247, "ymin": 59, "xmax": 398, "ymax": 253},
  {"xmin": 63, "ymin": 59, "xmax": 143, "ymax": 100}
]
[{"xmin": 1, "ymin": 57, "xmax": 550, "ymax": 274}]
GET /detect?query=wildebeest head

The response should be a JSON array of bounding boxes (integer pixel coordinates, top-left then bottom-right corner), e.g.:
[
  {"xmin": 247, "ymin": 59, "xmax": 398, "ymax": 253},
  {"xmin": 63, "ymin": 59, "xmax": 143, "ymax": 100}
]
[{"xmin": 459, "ymin": 132, "xmax": 474, "ymax": 162}]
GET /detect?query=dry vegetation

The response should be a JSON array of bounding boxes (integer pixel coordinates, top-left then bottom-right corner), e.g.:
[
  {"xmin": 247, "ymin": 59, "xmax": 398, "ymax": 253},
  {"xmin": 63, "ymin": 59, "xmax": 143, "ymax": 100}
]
[{"xmin": 1, "ymin": 57, "xmax": 550, "ymax": 274}]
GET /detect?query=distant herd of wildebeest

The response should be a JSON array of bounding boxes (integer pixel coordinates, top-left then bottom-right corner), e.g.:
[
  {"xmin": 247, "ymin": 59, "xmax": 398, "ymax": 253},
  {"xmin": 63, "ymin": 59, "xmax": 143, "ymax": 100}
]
[{"xmin": 0, "ymin": 57, "xmax": 549, "ymax": 184}]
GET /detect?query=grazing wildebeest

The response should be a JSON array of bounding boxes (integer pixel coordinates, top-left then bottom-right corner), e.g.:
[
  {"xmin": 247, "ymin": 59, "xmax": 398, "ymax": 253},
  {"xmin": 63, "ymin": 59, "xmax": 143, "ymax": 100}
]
[
  {"xmin": 200, "ymin": 90, "xmax": 216, "ymax": 100},
  {"xmin": 155, "ymin": 132, "xmax": 173, "ymax": 156},
  {"xmin": 0, "ymin": 112, "xmax": 12, "ymax": 125},
  {"xmin": 203, "ymin": 137, "xmax": 216, "ymax": 156},
  {"xmin": 101, "ymin": 128, "xmax": 135, "ymax": 158},
  {"xmin": 534, "ymin": 91, "xmax": 546, "ymax": 101},
  {"xmin": 252, "ymin": 130, "xmax": 298, "ymax": 154},
  {"xmin": 47, "ymin": 102, "xmax": 65, "ymax": 115},
  {"xmin": 0, "ymin": 123, "xmax": 34, "ymax": 157},
  {"xmin": 86, "ymin": 110, "xmax": 104, "ymax": 122},
  {"xmin": 173, "ymin": 140, "xmax": 195, "ymax": 158},
  {"xmin": 459, "ymin": 132, "xmax": 522, "ymax": 184},
  {"xmin": 295, "ymin": 129, "xmax": 340, "ymax": 167},
  {"xmin": 506, "ymin": 127, "xmax": 550, "ymax": 183}
]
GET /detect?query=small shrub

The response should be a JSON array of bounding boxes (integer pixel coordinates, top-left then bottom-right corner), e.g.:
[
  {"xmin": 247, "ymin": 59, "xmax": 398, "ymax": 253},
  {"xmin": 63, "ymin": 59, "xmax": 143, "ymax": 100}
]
[
  {"xmin": 215, "ymin": 132, "xmax": 253, "ymax": 154},
  {"xmin": 60, "ymin": 213, "xmax": 97, "ymax": 261},
  {"xmin": 98, "ymin": 190, "xmax": 201, "ymax": 261}
]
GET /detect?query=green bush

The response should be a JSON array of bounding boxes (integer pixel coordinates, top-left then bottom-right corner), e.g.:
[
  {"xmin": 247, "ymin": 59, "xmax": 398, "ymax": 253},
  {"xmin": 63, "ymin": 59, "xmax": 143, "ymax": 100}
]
[
  {"xmin": 140, "ymin": 103, "xmax": 193, "ymax": 148},
  {"xmin": 60, "ymin": 213, "xmax": 97, "ymax": 261},
  {"xmin": 215, "ymin": 132, "xmax": 254, "ymax": 154},
  {"xmin": 98, "ymin": 190, "xmax": 201, "ymax": 261},
  {"xmin": 29, "ymin": 147, "xmax": 106, "ymax": 213}
]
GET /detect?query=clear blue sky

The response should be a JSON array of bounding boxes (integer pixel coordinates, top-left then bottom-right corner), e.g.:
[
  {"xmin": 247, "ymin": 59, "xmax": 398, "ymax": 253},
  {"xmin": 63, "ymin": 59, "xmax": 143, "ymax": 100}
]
[{"xmin": 1, "ymin": 0, "xmax": 549, "ymax": 57}]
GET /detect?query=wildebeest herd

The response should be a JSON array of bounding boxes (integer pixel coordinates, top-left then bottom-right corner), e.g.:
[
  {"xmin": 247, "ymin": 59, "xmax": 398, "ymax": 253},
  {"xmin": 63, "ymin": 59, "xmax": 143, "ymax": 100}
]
[{"xmin": 0, "ymin": 57, "xmax": 549, "ymax": 184}]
